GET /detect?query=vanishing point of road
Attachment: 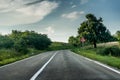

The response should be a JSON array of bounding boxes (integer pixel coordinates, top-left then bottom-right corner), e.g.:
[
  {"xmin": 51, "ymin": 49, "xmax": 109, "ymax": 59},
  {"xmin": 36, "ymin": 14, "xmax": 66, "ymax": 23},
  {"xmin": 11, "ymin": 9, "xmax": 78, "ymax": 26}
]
[{"xmin": 0, "ymin": 50, "xmax": 120, "ymax": 80}]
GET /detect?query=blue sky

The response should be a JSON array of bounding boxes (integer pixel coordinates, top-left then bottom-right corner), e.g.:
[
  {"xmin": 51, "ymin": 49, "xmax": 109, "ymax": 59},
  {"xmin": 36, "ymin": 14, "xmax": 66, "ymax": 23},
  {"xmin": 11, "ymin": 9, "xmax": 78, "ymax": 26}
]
[{"xmin": 0, "ymin": 0, "xmax": 120, "ymax": 42}]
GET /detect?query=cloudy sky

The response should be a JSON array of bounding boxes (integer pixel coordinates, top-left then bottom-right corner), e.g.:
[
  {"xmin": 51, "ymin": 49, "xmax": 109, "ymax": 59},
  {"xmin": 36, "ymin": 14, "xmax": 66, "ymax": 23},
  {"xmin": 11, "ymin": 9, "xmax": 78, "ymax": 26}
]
[{"xmin": 0, "ymin": 0, "xmax": 120, "ymax": 42}]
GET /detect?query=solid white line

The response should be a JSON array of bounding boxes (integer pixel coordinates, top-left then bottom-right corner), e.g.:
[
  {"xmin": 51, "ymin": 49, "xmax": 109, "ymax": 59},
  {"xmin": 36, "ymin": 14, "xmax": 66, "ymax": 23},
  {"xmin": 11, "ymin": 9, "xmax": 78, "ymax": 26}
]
[
  {"xmin": 30, "ymin": 51, "xmax": 58, "ymax": 80},
  {"xmin": 68, "ymin": 51, "xmax": 120, "ymax": 75},
  {"xmin": 94, "ymin": 61, "xmax": 120, "ymax": 74},
  {"xmin": 83, "ymin": 55, "xmax": 120, "ymax": 75}
]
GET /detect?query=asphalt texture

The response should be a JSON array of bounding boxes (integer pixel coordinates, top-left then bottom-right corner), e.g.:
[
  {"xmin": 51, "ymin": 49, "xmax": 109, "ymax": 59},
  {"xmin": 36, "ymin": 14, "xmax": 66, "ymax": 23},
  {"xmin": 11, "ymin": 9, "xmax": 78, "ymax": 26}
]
[{"xmin": 0, "ymin": 50, "xmax": 120, "ymax": 80}]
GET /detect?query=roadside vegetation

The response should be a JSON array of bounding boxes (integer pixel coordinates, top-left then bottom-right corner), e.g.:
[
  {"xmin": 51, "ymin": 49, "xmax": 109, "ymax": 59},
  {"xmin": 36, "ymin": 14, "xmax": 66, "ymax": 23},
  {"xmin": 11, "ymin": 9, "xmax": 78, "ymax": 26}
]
[
  {"xmin": 68, "ymin": 14, "xmax": 117, "ymax": 48},
  {"xmin": 48, "ymin": 42, "xmax": 72, "ymax": 51},
  {"xmin": 0, "ymin": 30, "xmax": 52, "ymax": 66},
  {"xmin": 1, "ymin": 13, "xmax": 120, "ymax": 69},
  {"xmin": 71, "ymin": 43, "xmax": 120, "ymax": 69},
  {"xmin": 0, "ymin": 30, "xmax": 70, "ymax": 66},
  {"xmin": 69, "ymin": 13, "xmax": 120, "ymax": 69}
]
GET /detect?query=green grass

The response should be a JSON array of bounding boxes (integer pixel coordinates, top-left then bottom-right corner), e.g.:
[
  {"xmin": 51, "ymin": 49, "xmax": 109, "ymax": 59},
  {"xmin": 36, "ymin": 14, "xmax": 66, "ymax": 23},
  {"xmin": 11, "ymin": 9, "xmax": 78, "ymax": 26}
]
[
  {"xmin": 72, "ymin": 47, "xmax": 120, "ymax": 69},
  {"xmin": 0, "ymin": 48, "xmax": 45, "ymax": 66},
  {"xmin": 0, "ymin": 55, "xmax": 29, "ymax": 66}
]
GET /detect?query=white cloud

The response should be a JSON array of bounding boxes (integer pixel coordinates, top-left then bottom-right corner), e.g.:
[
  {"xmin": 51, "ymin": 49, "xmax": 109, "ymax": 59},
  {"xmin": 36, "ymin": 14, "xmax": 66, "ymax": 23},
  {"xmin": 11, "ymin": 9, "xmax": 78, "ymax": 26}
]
[
  {"xmin": 80, "ymin": 0, "xmax": 89, "ymax": 4},
  {"xmin": 71, "ymin": 5, "xmax": 77, "ymax": 8},
  {"xmin": 62, "ymin": 11, "xmax": 84, "ymax": 20},
  {"xmin": 0, "ymin": 0, "xmax": 34, "ymax": 13},
  {"xmin": 41, "ymin": 26, "xmax": 55, "ymax": 36},
  {"xmin": 16, "ymin": 1, "xmax": 58, "ymax": 17},
  {"xmin": 45, "ymin": 26, "xmax": 55, "ymax": 35},
  {"xmin": 0, "ymin": 0, "xmax": 59, "ymax": 26}
]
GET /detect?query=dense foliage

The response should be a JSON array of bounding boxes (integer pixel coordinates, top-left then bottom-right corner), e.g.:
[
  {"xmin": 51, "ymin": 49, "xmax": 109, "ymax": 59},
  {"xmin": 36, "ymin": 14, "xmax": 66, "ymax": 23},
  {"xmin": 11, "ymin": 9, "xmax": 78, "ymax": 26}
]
[
  {"xmin": 69, "ymin": 14, "xmax": 117, "ymax": 48},
  {"xmin": 0, "ymin": 30, "xmax": 52, "ymax": 53},
  {"xmin": 97, "ymin": 46, "xmax": 120, "ymax": 57},
  {"xmin": 68, "ymin": 36, "xmax": 79, "ymax": 47},
  {"xmin": 0, "ymin": 35, "xmax": 14, "ymax": 48},
  {"xmin": 48, "ymin": 42, "xmax": 71, "ymax": 50},
  {"xmin": 116, "ymin": 31, "xmax": 120, "ymax": 41}
]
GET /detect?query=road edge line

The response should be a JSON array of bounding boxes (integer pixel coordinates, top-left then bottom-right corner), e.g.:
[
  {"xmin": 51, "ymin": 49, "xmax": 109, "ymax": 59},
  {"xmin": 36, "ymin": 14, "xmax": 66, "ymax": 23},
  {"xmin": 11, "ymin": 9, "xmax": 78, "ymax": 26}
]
[
  {"xmin": 30, "ymin": 51, "xmax": 58, "ymax": 80},
  {"xmin": 82, "ymin": 54, "xmax": 120, "ymax": 75},
  {"xmin": 71, "ymin": 51, "xmax": 120, "ymax": 75}
]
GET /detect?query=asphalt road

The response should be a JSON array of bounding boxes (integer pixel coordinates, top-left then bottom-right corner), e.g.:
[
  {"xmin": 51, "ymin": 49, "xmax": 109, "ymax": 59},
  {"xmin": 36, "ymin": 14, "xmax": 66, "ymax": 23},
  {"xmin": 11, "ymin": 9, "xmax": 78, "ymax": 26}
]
[{"xmin": 0, "ymin": 50, "xmax": 120, "ymax": 80}]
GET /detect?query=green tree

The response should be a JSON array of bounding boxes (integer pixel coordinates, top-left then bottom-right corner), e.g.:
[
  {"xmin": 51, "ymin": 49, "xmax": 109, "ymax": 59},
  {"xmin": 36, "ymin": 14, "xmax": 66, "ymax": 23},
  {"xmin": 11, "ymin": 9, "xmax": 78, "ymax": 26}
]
[
  {"xmin": 116, "ymin": 31, "xmax": 120, "ymax": 41},
  {"xmin": 0, "ymin": 35, "xmax": 14, "ymax": 48},
  {"xmin": 14, "ymin": 38, "xmax": 28, "ymax": 54},
  {"xmin": 78, "ymin": 14, "xmax": 113, "ymax": 48},
  {"xmin": 68, "ymin": 36, "xmax": 78, "ymax": 47},
  {"xmin": 10, "ymin": 30, "xmax": 51, "ymax": 50}
]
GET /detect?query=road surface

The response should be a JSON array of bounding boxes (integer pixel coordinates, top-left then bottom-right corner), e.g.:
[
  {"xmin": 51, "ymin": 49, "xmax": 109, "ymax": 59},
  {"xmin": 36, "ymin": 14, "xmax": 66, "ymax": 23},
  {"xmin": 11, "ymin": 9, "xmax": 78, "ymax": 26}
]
[{"xmin": 0, "ymin": 50, "xmax": 120, "ymax": 80}]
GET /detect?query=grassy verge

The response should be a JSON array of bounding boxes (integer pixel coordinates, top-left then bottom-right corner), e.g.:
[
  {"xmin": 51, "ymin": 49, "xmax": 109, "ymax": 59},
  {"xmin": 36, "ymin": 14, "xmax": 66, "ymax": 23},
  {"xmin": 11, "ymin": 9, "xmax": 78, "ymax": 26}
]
[
  {"xmin": 71, "ymin": 47, "xmax": 120, "ymax": 69},
  {"xmin": 0, "ymin": 42, "xmax": 71, "ymax": 66},
  {"xmin": 0, "ymin": 48, "xmax": 45, "ymax": 66}
]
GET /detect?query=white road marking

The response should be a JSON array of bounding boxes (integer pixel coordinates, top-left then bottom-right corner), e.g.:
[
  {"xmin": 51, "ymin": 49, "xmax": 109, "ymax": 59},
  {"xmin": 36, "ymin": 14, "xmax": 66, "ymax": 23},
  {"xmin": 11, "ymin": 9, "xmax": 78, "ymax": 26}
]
[
  {"xmin": 83, "ymin": 55, "xmax": 120, "ymax": 75},
  {"xmin": 67, "ymin": 50, "xmax": 120, "ymax": 75},
  {"xmin": 30, "ymin": 51, "xmax": 58, "ymax": 80},
  {"xmin": 94, "ymin": 61, "xmax": 120, "ymax": 74}
]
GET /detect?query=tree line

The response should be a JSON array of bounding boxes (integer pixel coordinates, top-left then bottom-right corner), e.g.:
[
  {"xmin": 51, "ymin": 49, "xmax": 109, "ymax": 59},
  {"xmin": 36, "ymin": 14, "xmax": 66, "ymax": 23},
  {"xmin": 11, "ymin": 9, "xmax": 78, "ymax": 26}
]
[
  {"xmin": 0, "ymin": 30, "xmax": 51, "ymax": 53},
  {"xmin": 69, "ymin": 14, "xmax": 117, "ymax": 48}
]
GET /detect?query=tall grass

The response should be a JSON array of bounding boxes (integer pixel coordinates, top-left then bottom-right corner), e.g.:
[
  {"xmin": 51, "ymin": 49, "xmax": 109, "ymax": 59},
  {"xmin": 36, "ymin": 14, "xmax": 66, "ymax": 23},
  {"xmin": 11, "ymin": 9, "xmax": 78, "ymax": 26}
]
[{"xmin": 0, "ymin": 48, "xmax": 44, "ymax": 66}]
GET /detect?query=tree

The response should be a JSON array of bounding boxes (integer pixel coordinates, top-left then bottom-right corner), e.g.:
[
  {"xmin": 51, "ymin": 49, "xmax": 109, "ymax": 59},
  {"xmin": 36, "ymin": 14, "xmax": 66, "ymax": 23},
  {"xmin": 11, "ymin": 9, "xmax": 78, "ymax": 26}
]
[
  {"xmin": 10, "ymin": 30, "xmax": 52, "ymax": 50},
  {"xmin": 68, "ymin": 36, "xmax": 78, "ymax": 47},
  {"xmin": 116, "ymin": 31, "xmax": 120, "ymax": 41},
  {"xmin": 78, "ymin": 14, "xmax": 113, "ymax": 48},
  {"xmin": 14, "ymin": 38, "xmax": 28, "ymax": 54},
  {"xmin": 0, "ymin": 35, "xmax": 14, "ymax": 48}
]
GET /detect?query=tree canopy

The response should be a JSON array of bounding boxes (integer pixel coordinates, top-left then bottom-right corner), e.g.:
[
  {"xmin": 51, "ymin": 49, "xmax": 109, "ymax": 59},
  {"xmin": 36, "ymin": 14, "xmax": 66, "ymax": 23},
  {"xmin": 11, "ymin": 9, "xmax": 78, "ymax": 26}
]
[
  {"xmin": 78, "ymin": 14, "xmax": 115, "ymax": 48},
  {"xmin": 69, "ymin": 13, "xmax": 116, "ymax": 48},
  {"xmin": 116, "ymin": 31, "xmax": 120, "ymax": 41},
  {"xmin": 68, "ymin": 36, "xmax": 79, "ymax": 46},
  {"xmin": 0, "ymin": 30, "xmax": 52, "ymax": 53},
  {"xmin": 77, "ymin": 14, "xmax": 116, "ymax": 48}
]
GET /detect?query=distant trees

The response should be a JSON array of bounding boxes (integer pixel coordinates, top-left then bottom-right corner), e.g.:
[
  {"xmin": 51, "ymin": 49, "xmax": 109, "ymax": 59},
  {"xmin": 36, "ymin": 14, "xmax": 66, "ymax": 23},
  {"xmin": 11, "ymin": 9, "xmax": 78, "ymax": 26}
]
[
  {"xmin": 0, "ymin": 30, "xmax": 52, "ymax": 53},
  {"xmin": 69, "ymin": 13, "xmax": 116, "ymax": 48},
  {"xmin": 116, "ymin": 31, "xmax": 120, "ymax": 41},
  {"xmin": 10, "ymin": 30, "xmax": 51, "ymax": 50},
  {"xmin": 68, "ymin": 36, "xmax": 79, "ymax": 46},
  {"xmin": 0, "ymin": 35, "xmax": 14, "ymax": 48}
]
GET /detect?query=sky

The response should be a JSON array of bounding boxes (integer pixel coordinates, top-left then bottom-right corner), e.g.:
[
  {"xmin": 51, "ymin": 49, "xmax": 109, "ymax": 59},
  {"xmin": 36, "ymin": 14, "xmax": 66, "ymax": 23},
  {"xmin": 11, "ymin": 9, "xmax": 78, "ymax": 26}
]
[{"xmin": 0, "ymin": 0, "xmax": 120, "ymax": 42}]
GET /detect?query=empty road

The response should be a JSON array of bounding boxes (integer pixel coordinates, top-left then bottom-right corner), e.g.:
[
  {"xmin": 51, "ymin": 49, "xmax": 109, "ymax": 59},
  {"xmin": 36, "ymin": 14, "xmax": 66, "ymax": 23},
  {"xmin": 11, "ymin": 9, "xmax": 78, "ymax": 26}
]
[{"xmin": 0, "ymin": 50, "xmax": 120, "ymax": 80}]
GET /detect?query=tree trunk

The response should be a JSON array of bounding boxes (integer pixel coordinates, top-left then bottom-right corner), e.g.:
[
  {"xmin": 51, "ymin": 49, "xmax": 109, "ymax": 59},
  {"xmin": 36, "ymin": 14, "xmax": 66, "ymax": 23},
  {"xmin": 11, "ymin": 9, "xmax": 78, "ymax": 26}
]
[{"xmin": 93, "ymin": 40, "xmax": 97, "ymax": 48}]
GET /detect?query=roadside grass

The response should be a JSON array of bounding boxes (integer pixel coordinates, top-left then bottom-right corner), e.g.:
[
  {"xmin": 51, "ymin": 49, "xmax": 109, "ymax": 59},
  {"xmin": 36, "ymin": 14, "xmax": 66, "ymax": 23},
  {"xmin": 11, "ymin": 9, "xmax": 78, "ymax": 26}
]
[
  {"xmin": 0, "ymin": 48, "xmax": 45, "ymax": 66},
  {"xmin": 0, "ymin": 42, "xmax": 70, "ymax": 66},
  {"xmin": 71, "ymin": 45, "xmax": 120, "ymax": 69}
]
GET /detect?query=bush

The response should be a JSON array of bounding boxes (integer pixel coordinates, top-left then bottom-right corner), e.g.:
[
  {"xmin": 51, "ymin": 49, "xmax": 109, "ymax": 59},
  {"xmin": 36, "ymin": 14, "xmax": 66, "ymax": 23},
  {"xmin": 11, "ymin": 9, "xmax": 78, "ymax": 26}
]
[
  {"xmin": 0, "ymin": 36, "xmax": 14, "ymax": 49},
  {"xmin": 0, "ymin": 49, "xmax": 18, "ymax": 61},
  {"xmin": 14, "ymin": 38, "xmax": 28, "ymax": 54},
  {"xmin": 97, "ymin": 46, "xmax": 120, "ymax": 57}
]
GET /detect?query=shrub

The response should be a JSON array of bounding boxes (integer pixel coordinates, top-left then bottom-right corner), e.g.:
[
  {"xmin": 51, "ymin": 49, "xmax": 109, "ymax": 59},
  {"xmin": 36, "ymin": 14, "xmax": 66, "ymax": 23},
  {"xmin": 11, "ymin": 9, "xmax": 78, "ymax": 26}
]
[
  {"xmin": 97, "ymin": 46, "xmax": 120, "ymax": 57},
  {"xmin": 0, "ymin": 36, "xmax": 14, "ymax": 49},
  {"xmin": 14, "ymin": 38, "xmax": 28, "ymax": 54}
]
